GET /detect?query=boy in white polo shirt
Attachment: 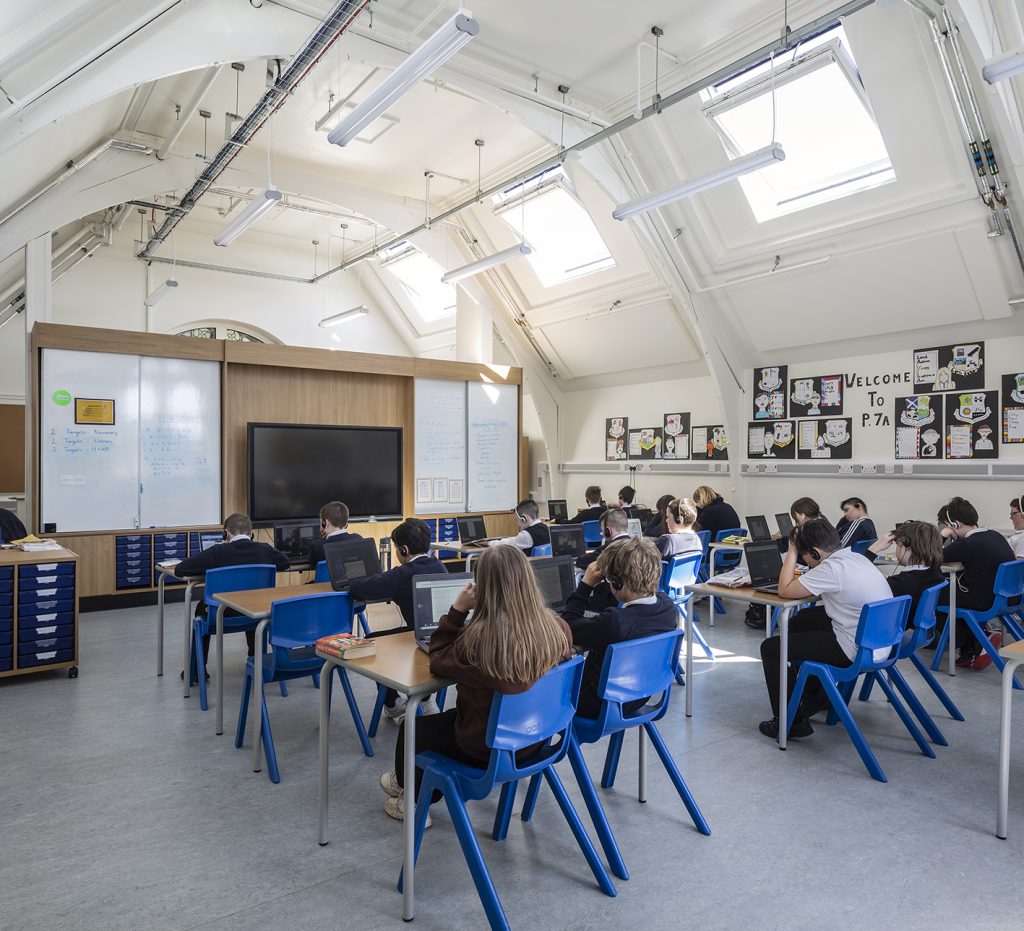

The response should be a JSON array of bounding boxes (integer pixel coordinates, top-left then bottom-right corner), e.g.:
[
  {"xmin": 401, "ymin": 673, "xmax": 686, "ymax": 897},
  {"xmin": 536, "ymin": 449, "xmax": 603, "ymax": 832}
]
[{"xmin": 758, "ymin": 518, "xmax": 892, "ymax": 740}]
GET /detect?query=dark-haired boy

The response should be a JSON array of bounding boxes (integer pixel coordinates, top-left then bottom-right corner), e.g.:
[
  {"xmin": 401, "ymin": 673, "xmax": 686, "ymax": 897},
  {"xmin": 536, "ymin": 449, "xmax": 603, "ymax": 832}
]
[
  {"xmin": 491, "ymin": 499, "xmax": 550, "ymax": 555},
  {"xmin": 308, "ymin": 500, "xmax": 362, "ymax": 569}
]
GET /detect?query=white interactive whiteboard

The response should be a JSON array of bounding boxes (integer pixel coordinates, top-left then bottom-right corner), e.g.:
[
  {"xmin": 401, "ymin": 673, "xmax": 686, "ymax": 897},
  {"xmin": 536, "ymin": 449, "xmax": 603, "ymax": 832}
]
[
  {"xmin": 414, "ymin": 378, "xmax": 467, "ymax": 515},
  {"xmin": 40, "ymin": 348, "xmax": 221, "ymax": 532},
  {"xmin": 467, "ymin": 381, "xmax": 519, "ymax": 512}
]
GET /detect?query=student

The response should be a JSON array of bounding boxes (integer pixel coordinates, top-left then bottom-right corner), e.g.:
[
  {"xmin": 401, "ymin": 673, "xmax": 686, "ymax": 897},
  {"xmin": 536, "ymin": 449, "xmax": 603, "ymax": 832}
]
[
  {"xmin": 618, "ymin": 485, "xmax": 637, "ymax": 508},
  {"xmin": 1008, "ymin": 496, "xmax": 1024, "ymax": 558},
  {"xmin": 836, "ymin": 496, "xmax": 877, "ymax": 548},
  {"xmin": 174, "ymin": 513, "xmax": 290, "ymax": 675},
  {"xmin": 377, "ymin": 546, "xmax": 572, "ymax": 823},
  {"xmin": 563, "ymin": 485, "xmax": 606, "ymax": 525},
  {"xmin": 491, "ymin": 499, "xmax": 550, "ymax": 555},
  {"xmin": 657, "ymin": 497, "xmax": 702, "ymax": 560},
  {"xmin": 0, "ymin": 507, "xmax": 27, "ymax": 543},
  {"xmin": 307, "ymin": 500, "xmax": 362, "ymax": 569},
  {"xmin": 562, "ymin": 537, "xmax": 678, "ymax": 718},
  {"xmin": 863, "ymin": 521, "xmax": 946, "ymax": 623},
  {"xmin": 350, "ymin": 518, "xmax": 448, "ymax": 723},
  {"xmin": 645, "ymin": 494, "xmax": 675, "ymax": 538},
  {"xmin": 577, "ymin": 507, "xmax": 630, "ymax": 571},
  {"xmin": 692, "ymin": 485, "xmax": 740, "ymax": 538},
  {"xmin": 937, "ymin": 496, "xmax": 1015, "ymax": 669},
  {"xmin": 758, "ymin": 518, "xmax": 892, "ymax": 739}
]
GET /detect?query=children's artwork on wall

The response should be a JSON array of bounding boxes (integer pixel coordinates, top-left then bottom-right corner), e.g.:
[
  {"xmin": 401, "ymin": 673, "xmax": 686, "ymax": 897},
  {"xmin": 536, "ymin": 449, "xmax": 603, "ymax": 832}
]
[
  {"xmin": 628, "ymin": 426, "xmax": 663, "ymax": 460},
  {"xmin": 662, "ymin": 412, "xmax": 691, "ymax": 459},
  {"xmin": 692, "ymin": 424, "xmax": 728, "ymax": 460},
  {"xmin": 944, "ymin": 390, "xmax": 999, "ymax": 459},
  {"xmin": 913, "ymin": 342, "xmax": 985, "ymax": 393},
  {"xmin": 797, "ymin": 418, "xmax": 853, "ymax": 459},
  {"xmin": 790, "ymin": 374, "xmax": 843, "ymax": 416},
  {"xmin": 747, "ymin": 420, "xmax": 796, "ymax": 459},
  {"xmin": 753, "ymin": 365, "xmax": 788, "ymax": 420},
  {"xmin": 605, "ymin": 417, "xmax": 628, "ymax": 461},
  {"xmin": 1002, "ymin": 373, "xmax": 1024, "ymax": 444},
  {"xmin": 895, "ymin": 394, "xmax": 944, "ymax": 459}
]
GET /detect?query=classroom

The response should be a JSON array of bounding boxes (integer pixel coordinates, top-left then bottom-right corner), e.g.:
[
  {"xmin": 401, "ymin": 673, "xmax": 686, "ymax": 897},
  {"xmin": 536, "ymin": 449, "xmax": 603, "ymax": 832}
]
[{"xmin": 2, "ymin": 1, "xmax": 1024, "ymax": 928}]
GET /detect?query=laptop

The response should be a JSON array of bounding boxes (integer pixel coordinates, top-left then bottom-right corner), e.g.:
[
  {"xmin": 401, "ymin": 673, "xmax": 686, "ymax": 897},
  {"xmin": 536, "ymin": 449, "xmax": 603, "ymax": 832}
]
[
  {"xmin": 530, "ymin": 556, "xmax": 577, "ymax": 613},
  {"xmin": 412, "ymin": 572, "xmax": 473, "ymax": 652},
  {"xmin": 627, "ymin": 519, "xmax": 643, "ymax": 539},
  {"xmin": 198, "ymin": 531, "xmax": 223, "ymax": 552},
  {"xmin": 744, "ymin": 540, "xmax": 784, "ymax": 594},
  {"xmin": 775, "ymin": 512, "xmax": 795, "ymax": 538},
  {"xmin": 324, "ymin": 538, "xmax": 382, "ymax": 592},
  {"xmin": 549, "ymin": 524, "xmax": 585, "ymax": 559},
  {"xmin": 274, "ymin": 522, "xmax": 319, "ymax": 566},
  {"xmin": 745, "ymin": 515, "xmax": 772, "ymax": 543},
  {"xmin": 547, "ymin": 499, "xmax": 568, "ymax": 522},
  {"xmin": 456, "ymin": 514, "xmax": 494, "ymax": 547}
]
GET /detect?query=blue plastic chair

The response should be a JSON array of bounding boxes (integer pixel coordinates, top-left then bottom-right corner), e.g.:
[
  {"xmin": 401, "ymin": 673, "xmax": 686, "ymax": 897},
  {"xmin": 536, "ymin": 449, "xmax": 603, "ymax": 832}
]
[
  {"xmin": 495, "ymin": 630, "xmax": 710, "ymax": 881},
  {"xmin": 234, "ymin": 591, "xmax": 372, "ymax": 782},
  {"xmin": 710, "ymin": 528, "xmax": 745, "ymax": 615},
  {"xmin": 314, "ymin": 560, "xmax": 372, "ymax": 637},
  {"xmin": 531, "ymin": 543, "xmax": 553, "ymax": 557},
  {"xmin": 366, "ymin": 682, "xmax": 449, "ymax": 738},
  {"xmin": 851, "ymin": 538, "xmax": 877, "ymax": 555},
  {"xmin": 189, "ymin": 564, "xmax": 277, "ymax": 711},
  {"xmin": 930, "ymin": 560, "xmax": 1024, "ymax": 682},
  {"xmin": 660, "ymin": 553, "xmax": 712, "ymax": 673},
  {"xmin": 399, "ymin": 655, "xmax": 615, "ymax": 930},
  {"xmin": 786, "ymin": 595, "xmax": 933, "ymax": 782},
  {"xmin": 855, "ymin": 581, "xmax": 963, "ymax": 744},
  {"xmin": 582, "ymin": 520, "xmax": 602, "ymax": 548},
  {"xmin": 695, "ymin": 530, "xmax": 712, "ymax": 582}
]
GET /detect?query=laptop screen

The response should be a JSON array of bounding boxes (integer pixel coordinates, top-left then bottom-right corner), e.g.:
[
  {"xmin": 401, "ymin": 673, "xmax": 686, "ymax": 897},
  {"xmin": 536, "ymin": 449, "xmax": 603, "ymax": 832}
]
[
  {"xmin": 547, "ymin": 499, "xmax": 568, "ymax": 521},
  {"xmin": 199, "ymin": 532, "xmax": 223, "ymax": 552},
  {"xmin": 413, "ymin": 573, "xmax": 473, "ymax": 637},
  {"xmin": 456, "ymin": 515, "xmax": 487, "ymax": 543},
  {"xmin": 325, "ymin": 538, "xmax": 382, "ymax": 589},
  {"xmin": 627, "ymin": 519, "xmax": 643, "ymax": 539},
  {"xmin": 745, "ymin": 515, "xmax": 771, "ymax": 542},
  {"xmin": 530, "ymin": 557, "xmax": 577, "ymax": 611},
  {"xmin": 745, "ymin": 541, "xmax": 783, "ymax": 584},
  {"xmin": 274, "ymin": 522, "xmax": 318, "ymax": 559},
  {"xmin": 775, "ymin": 513, "xmax": 795, "ymax": 538},
  {"xmin": 549, "ymin": 525, "xmax": 585, "ymax": 558}
]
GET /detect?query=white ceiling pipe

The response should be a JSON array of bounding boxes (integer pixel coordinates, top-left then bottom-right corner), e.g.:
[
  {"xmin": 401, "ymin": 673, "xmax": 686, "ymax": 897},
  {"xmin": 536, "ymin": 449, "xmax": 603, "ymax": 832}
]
[{"xmin": 157, "ymin": 64, "xmax": 225, "ymax": 159}]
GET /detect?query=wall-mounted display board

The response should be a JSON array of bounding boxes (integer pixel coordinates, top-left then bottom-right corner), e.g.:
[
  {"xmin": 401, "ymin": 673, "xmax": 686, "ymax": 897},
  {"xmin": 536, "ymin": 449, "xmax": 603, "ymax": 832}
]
[
  {"xmin": 913, "ymin": 341, "xmax": 985, "ymax": 393},
  {"xmin": 797, "ymin": 417, "xmax": 853, "ymax": 459},
  {"xmin": 944, "ymin": 390, "xmax": 999, "ymax": 460},
  {"xmin": 605, "ymin": 417, "xmax": 628, "ymax": 461},
  {"xmin": 753, "ymin": 365, "xmax": 788, "ymax": 420},
  {"xmin": 628, "ymin": 426, "xmax": 663, "ymax": 460},
  {"xmin": 895, "ymin": 393, "xmax": 945, "ymax": 460},
  {"xmin": 747, "ymin": 421, "xmax": 796, "ymax": 459},
  {"xmin": 413, "ymin": 378, "xmax": 467, "ymax": 515},
  {"xmin": 692, "ymin": 425, "xmax": 728, "ymax": 460},
  {"xmin": 467, "ymin": 382, "xmax": 519, "ymax": 512},
  {"xmin": 662, "ymin": 412, "xmax": 691, "ymax": 459},
  {"xmin": 1002, "ymin": 373, "xmax": 1024, "ymax": 444},
  {"xmin": 790, "ymin": 374, "xmax": 843, "ymax": 417}
]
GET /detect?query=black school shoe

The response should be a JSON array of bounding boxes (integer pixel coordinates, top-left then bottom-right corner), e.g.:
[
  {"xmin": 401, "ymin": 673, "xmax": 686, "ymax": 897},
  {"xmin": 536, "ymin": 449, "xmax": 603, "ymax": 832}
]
[
  {"xmin": 758, "ymin": 716, "xmax": 813, "ymax": 739},
  {"xmin": 745, "ymin": 604, "xmax": 767, "ymax": 629}
]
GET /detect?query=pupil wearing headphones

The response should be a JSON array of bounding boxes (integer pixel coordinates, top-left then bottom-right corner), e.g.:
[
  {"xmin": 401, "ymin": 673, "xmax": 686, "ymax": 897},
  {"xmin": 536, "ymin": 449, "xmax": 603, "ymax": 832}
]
[{"xmin": 1008, "ymin": 496, "xmax": 1024, "ymax": 557}]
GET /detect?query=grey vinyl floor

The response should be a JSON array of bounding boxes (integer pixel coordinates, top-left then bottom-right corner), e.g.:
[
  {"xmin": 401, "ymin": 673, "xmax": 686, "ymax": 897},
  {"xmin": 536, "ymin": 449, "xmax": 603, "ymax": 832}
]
[{"xmin": 2, "ymin": 599, "xmax": 1022, "ymax": 931}]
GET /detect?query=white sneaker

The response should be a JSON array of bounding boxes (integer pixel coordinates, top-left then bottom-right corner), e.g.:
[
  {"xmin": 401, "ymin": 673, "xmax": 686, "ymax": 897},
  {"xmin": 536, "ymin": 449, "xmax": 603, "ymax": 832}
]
[
  {"xmin": 420, "ymin": 697, "xmax": 440, "ymax": 716},
  {"xmin": 384, "ymin": 791, "xmax": 431, "ymax": 828},
  {"xmin": 379, "ymin": 770, "xmax": 402, "ymax": 798},
  {"xmin": 383, "ymin": 696, "xmax": 408, "ymax": 725}
]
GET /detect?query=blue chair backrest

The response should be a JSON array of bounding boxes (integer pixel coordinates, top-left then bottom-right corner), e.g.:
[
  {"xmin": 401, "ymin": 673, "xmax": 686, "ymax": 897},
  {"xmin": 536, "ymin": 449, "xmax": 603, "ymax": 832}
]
[
  {"xmin": 268, "ymin": 592, "xmax": 355, "ymax": 673},
  {"xmin": 532, "ymin": 543, "xmax": 553, "ymax": 558},
  {"xmin": 314, "ymin": 560, "xmax": 329, "ymax": 583},
  {"xmin": 851, "ymin": 538, "xmax": 877, "ymax": 556},
  {"xmin": 582, "ymin": 520, "xmax": 602, "ymax": 546},
  {"xmin": 993, "ymin": 559, "xmax": 1024, "ymax": 603},
  {"xmin": 660, "ymin": 553, "xmax": 702, "ymax": 596},
  {"xmin": 714, "ymin": 528, "xmax": 745, "ymax": 543},
  {"xmin": 696, "ymin": 530, "xmax": 711, "ymax": 557},
  {"xmin": 853, "ymin": 595, "xmax": 912, "ymax": 660},
  {"xmin": 904, "ymin": 581, "xmax": 947, "ymax": 653},
  {"xmin": 597, "ymin": 629, "xmax": 681, "ymax": 710},
  {"xmin": 204, "ymin": 564, "xmax": 277, "ymax": 605}
]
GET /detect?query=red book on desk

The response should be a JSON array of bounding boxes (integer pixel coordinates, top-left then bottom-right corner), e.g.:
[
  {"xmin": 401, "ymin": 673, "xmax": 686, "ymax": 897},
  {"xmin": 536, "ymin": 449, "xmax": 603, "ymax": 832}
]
[{"xmin": 317, "ymin": 635, "xmax": 377, "ymax": 659}]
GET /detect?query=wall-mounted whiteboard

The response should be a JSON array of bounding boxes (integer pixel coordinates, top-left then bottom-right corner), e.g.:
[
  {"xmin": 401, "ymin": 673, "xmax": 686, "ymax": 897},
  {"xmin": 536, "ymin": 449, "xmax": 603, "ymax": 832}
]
[
  {"xmin": 414, "ymin": 378, "xmax": 467, "ymax": 515},
  {"xmin": 467, "ymin": 381, "xmax": 519, "ymax": 512},
  {"xmin": 40, "ymin": 348, "xmax": 221, "ymax": 532}
]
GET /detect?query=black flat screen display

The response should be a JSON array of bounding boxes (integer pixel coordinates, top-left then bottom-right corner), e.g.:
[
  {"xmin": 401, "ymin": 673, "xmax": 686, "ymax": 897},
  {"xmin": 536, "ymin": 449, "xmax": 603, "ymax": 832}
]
[{"xmin": 248, "ymin": 423, "xmax": 403, "ymax": 524}]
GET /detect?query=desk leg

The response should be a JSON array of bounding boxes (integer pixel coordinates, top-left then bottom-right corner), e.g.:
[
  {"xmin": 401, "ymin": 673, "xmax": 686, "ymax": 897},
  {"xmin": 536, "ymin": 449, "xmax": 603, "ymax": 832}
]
[
  {"xmin": 948, "ymin": 569, "xmax": 958, "ymax": 677},
  {"xmin": 157, "ymin": 572, "xmax": 165, "ymax": 677},
  {"xmin": 183, "ymin": 590, "xmax": 196, "ymax": 700},
  {"xmin": 215, "ymin": 605, "xmax": 226, "ymax": 735},
  {"xmin": 403, "ymin": 694, "xmax": 423, "ymax": 922},
  {"xmin": 318, "ymin": 659, "xmax": 332, "ymax": 846},
  {"xmin": 778, "ymin": 606, "xmax": 792, "ymax": 751},
  {"xmin": 252, "ymin": 618, "xmax": 268, "ymax": 771},
  {"xmin": 998, "ymin": 658, "xmax": 1021, "ymax": 839},
  {"xmin": 685, "ymin": 598, "xmax": 694, "ymax": 718}
]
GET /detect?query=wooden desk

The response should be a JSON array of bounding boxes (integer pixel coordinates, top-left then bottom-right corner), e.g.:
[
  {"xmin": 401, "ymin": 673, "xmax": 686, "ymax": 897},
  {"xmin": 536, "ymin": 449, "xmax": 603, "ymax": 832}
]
[
  {"xmin": 685, "ymin": 582, "xmax": 819, "ymax": 748},
  {"xmin": 997, "ymin": 640, "xmax": 1024, "ymax": 838},
  {"xmin": 317, "ymin": 630, "xmax": 455, "ymax": 922},
  {"xmin": 153, "ymin": 562, "xmax": 202, "ymax": 686},
  {"xmin": 428, "ymin": 539, "xmax": 491, "ymax": 570}
]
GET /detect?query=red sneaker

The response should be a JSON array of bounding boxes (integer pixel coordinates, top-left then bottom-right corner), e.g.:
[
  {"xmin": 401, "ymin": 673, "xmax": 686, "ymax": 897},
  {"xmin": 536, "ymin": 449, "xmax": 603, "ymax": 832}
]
[
  {"xmin": 955, "ymin": 652, "xmax": 976, "ymax": 669},
  {"xmin": 974, "ymin": 631, "xmax": 1003, "ymax": 671}
]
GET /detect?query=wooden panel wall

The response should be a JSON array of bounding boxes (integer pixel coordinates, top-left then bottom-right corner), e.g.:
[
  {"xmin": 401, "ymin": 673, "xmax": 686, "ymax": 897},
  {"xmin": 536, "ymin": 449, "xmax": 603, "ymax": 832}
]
[{"xmin": 0, "ymin": 404, "xmax": 25, "ymax": 491}]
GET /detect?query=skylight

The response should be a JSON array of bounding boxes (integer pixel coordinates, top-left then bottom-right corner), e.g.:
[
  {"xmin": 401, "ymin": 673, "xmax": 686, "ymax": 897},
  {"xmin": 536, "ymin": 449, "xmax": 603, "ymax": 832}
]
[
  {"xmin": 378, "ymin": 244, "xmax": 456, "ymax": 323},
  {"xmin": 493, "ymin": 168, "xmax": 615, "ymax": 287},
  {"xmin": 701, "ymin": 26, "xmax": 894, "ymax": 222}
]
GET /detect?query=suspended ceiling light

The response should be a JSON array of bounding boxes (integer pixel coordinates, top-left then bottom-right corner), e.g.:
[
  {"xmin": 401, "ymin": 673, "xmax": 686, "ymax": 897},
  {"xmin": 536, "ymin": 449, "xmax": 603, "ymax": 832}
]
[
  {"xmin": 982, "ymin": 47, "xmax": 1024, "ymax": 84},
  {"xmin": 144, "ymin": 277, "xmax": 178, "ymax": 307},
  {"xmin": 327, "ymin": 11, "xmax": 479, "ymax": 147},
  {"xmin": 214, "ymin": 186, "xmax": 282, "ymax": 246},
  {"xmin": 612, "ymin": 143, "xmax": 786, "ymax": 221},
  {"xmin": 440, "ymin": 243, "xmax": 532, "ymax": 284},
  {"xmin": 319, "ymin": 305, "xmax": 369, "ymax": 327}
]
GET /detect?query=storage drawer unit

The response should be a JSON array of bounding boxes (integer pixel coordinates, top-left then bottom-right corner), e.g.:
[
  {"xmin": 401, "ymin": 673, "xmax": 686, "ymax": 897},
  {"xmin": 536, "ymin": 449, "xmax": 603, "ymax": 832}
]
[
  {"xmin": 115, "ymin": 535, "xmax": 152, "ymax": 589},
  {"xmin": 153, "ymin": 532, "xmax": 187, "ymax": 586}
]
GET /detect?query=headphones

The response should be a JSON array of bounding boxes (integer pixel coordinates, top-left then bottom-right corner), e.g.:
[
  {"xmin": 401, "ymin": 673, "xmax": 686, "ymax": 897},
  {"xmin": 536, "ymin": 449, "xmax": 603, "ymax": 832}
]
[
  {"xmin": 793, "ymin": 524, "xmax": 821, "ymax": 563},
  {"xmin": 514, "ymin": 508, "xmax": 525, "ymax": 524},
  {"xmin": 605, "ymin": 549, "xmax": 625, "ymax": 591},
  {"xmin": 398, "ymin": 544, "xmax": 410, "ymax": 557},
  {"xmin": 949, "ymin": 520, "xmax": 959, "ymax": 530},
  {"xmin": 667, "ymin": 499, "xmax": 681, "ymax": 524}
]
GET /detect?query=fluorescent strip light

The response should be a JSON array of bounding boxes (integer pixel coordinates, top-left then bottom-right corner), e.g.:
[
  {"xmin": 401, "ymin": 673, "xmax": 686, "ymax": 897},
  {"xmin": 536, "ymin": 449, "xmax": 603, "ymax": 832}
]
[
  {"xmin": 145, "ymin": 278, "xmax": 178, "ymax": 307},
  {"xmin": 982, "ymin": 47, "xmax": 1024, "ymax": 84},
  {"xmin": 612, "ymin": 143, "xmax": 786, "ymax": 220},
  {"xmin": 440, "ymin": 243, "xmax": 532, "ymax": 284},
  {"xmin": 214, "ymin": 186, "xmax": 283, "ymax": 246},
  {"xmin": 327, "ymin": 11, "xmax": 479, "ymax": 148},
  {"xmin": 319, "ymin": 305, "xmax": 370, "ymax": 327}
]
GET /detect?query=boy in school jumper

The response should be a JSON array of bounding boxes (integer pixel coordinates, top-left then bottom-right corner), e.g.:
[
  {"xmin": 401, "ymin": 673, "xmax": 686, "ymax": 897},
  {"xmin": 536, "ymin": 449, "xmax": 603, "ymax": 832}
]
[
  {"xmin": 562, "ymin": 485, "xmax": 606, "ymax": 525},
  {"xmin": 836, "ymin": 496, "xmax": 877, "ymax": 548},
  {"xmin": 618, "ymin": 485, "xmax": 636, "ymax": 508},
  {"xmin": 491, "ymin": 499, "xmax": 550, "ymax": 555},
  {"xmin": 657, "ymin": 497, "xmax": 703, "ymax": 560},
  {"xmin": 561, "ymin": 537, "xmax": 678, "ymax": 718},
  {"xmin": 349, "ymin": 518, "xmax": 448, "ymax": 723},
  {"xmin": 863, "ymin": 521, "xmax": 946, "ymax": 622},
  {"xmin": 307, "ymin": 500, "xmax": 362, "ymax": 570},
  {"xmin": 938, "ymin": 496, "xmax": 1016, "ymax": 669},
  {"xmin": 174, "ymin": 513, "xmax": 290, "ymax": 676},
  {"xmin": 1008, "ymin": 496, "xmax": 1024, "ymax": 558},
  {"xmin": 758, "ymin": 518, "xmax": 892, "ymax": 740},
  {"xmin": 577, "ymin": 507, "xmax": 630, "ymax": 570},
  {"xmin": 0, "ymin": 507, "xmax": 27, "ymax": 543}
]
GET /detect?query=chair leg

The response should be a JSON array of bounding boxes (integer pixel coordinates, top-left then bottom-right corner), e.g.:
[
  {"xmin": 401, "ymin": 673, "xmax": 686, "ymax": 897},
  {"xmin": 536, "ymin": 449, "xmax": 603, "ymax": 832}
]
[
  {"xmin": 785, "ymin": 667, "xmax": 811, "ymax": 737},
  {"xmin": 930, "ymin": 614, "xmax": 950, "ymax": 671},
  {"xmin": 858, "ymin": 672, "xmax": 876, "ymax": 703},
  {"xmin": 194, "ymin": 626, "xmax": 209, "ymax": 712},
  {"xmin": 260, "ymin": 690, "xmax": 281, "ymax": 783},
  {"xmin": 279, "ymin": 681, "xmax": 288, "ymax": 697},
  {"xmin": 437, "ymin": 687, "xmax": 448, "ymax": 711},
  {"xmin": 235, "ymin": 662, "xmax": 253, "ymax": 748},
  {"xmin": 520, "ymin": 773, "xmax": 542, "ymax": 822},
  {"xmin": 886, "ymin": 666, "xmax": 946, "ymax": 747},
  {"xmin": 689, "ymin": 619, "xmax": 714, "ymax": 661},
  {"xmin": 643, "ymin": 723, "xmax": 711, "ymax": 836},
  {"xmin": 367, "ymin": 684, "xmax": 387, "ymax": 738},
  {"xmin": 818, "ymin": 674, "xmax": 887, "ymax": 783},
  {"xmin": 1000, "ymin": 612, "xmax": 1024, "ymax": 643},
  {"xmin": 357, "ymin": 609, "xmax": 372, "ymax": 638},
  {"xmin": 542, "ymin": 766, "xmax": 617, "ymax": 898},
  {"xmin": 875, "ymin": 671, "xmax": 936, "ymax": 758},
  {"xmin": 312, "ymin": 671, "xmax": 320, "ymax": 690},
  {"xmin": 567, "ymin": 738, "xmax": 629, "ymax": 880},
  {"xmin": 491, "ymin": 782, "xmax": 517, "ymax": 841},
  {"xmin": 825, "ymin": 680, "xmax": 857, "ymax": 728},
  {"xmin": 334, "ymin": 666, "xmax": 374, "ymax": 758},
  {"xmin": 601, "ymin": 731, "xmax": 625, "ymax": 789},
  {"xmin": 910, "ymin": 653, "xmax": 965, "ymax": 721}
]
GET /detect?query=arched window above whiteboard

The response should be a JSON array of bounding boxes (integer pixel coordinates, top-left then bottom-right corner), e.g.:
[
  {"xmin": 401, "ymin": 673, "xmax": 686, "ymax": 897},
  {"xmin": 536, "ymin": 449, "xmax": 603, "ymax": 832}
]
[{"xmin": 173, "ymin": 322, "xmax": 279, "ymax": 344}]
